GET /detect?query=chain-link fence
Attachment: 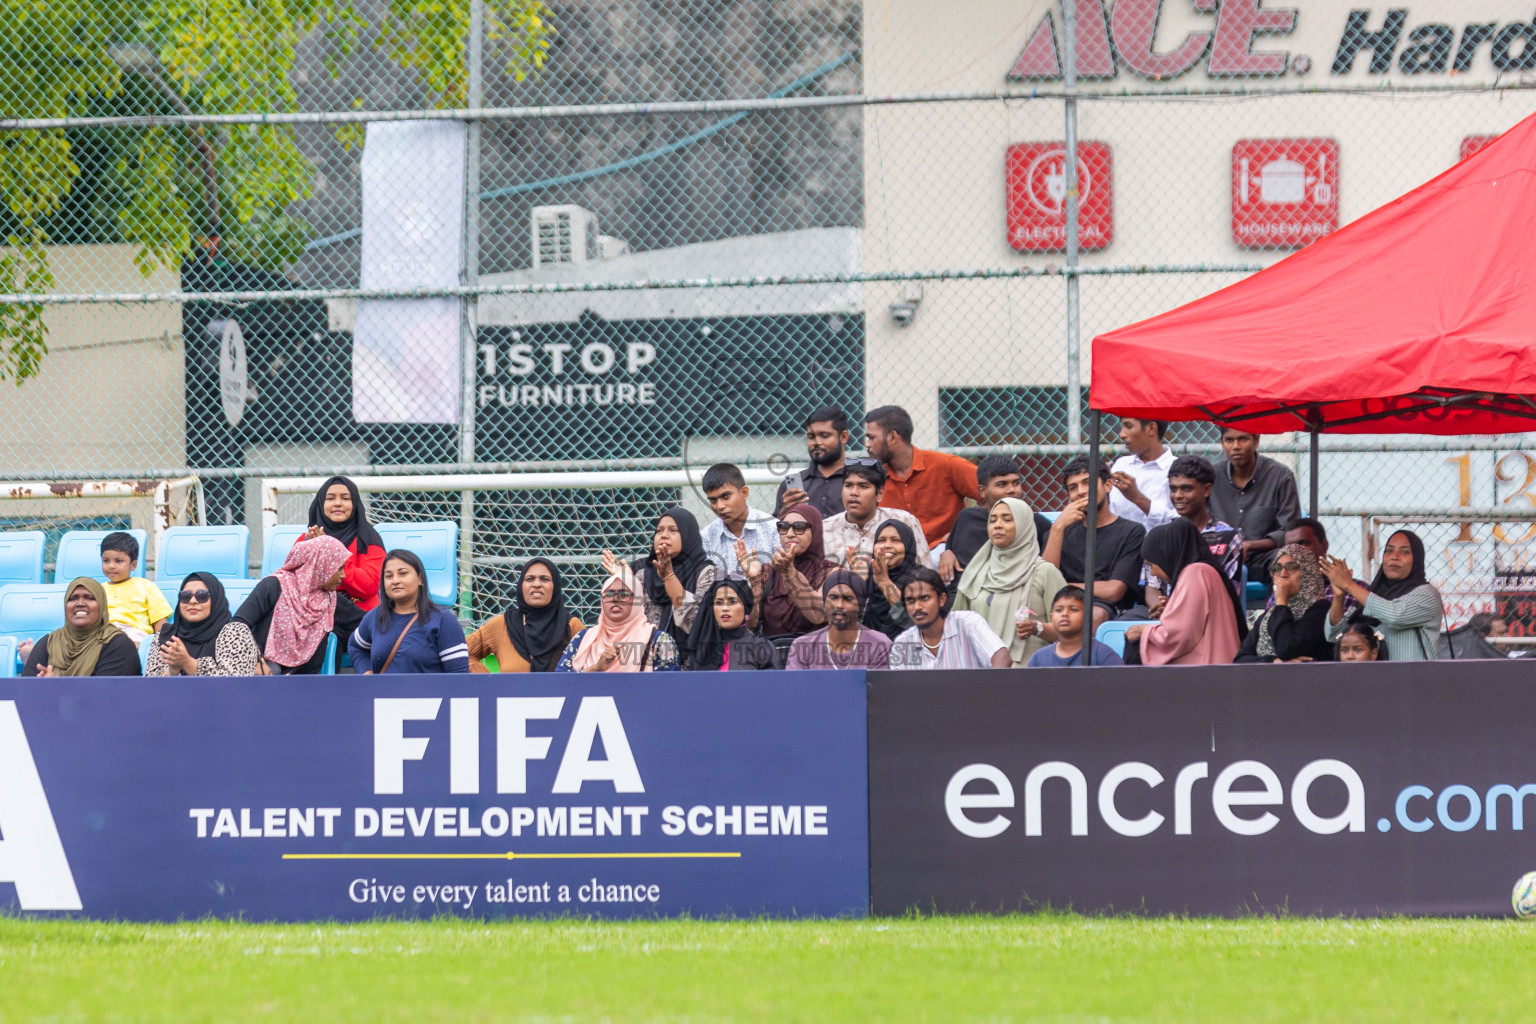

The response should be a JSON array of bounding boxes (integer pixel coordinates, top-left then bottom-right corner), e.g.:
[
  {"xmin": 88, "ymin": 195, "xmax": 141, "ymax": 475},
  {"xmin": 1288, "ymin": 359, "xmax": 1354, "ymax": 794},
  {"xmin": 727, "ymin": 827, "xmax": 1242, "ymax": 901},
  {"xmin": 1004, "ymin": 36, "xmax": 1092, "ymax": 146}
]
[{"xmin": 5, "ymin": 0, "xmax": 1536, "ymax": 631}]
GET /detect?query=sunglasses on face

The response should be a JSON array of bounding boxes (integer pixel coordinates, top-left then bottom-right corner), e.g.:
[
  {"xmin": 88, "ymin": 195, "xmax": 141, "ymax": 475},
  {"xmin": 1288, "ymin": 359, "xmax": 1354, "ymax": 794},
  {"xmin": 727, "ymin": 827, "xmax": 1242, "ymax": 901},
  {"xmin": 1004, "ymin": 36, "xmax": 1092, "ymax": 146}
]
[
  {"xmin": 776, "ymin": 522, "xmax": 812, "ymax": 535},
  {"xmin": 846, "ymin": 457, "xmax": 880, "ymax": 467},
  {"xmin": 179, "ymin": 589, "xmax": 212, "ymax": 604}
]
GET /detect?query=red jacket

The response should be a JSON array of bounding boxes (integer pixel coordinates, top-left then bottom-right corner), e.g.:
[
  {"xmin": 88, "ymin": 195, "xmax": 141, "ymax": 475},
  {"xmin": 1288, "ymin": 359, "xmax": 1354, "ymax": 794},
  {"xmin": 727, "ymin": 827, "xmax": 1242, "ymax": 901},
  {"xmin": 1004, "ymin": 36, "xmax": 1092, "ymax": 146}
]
[{"xmin": 340, "ymin": 538, "xmax": 385, "ymax": 611}]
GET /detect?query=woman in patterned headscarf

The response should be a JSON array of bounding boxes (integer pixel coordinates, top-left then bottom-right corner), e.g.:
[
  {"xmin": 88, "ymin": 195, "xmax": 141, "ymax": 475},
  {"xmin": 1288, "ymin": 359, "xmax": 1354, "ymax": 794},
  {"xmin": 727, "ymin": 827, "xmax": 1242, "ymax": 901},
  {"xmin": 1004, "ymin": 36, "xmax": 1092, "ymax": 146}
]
[{"xmin": 1236, "ymin": 543, "xmax": 1332, "ymax": 663}]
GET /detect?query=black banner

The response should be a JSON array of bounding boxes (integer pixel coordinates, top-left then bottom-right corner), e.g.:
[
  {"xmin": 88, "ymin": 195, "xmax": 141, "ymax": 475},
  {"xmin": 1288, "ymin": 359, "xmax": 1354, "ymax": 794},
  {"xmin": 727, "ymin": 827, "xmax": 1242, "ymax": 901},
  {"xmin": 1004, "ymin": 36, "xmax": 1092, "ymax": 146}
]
[{"xmin": 869, "ymin": 661, "xmax": 1536, "ymax": 917}]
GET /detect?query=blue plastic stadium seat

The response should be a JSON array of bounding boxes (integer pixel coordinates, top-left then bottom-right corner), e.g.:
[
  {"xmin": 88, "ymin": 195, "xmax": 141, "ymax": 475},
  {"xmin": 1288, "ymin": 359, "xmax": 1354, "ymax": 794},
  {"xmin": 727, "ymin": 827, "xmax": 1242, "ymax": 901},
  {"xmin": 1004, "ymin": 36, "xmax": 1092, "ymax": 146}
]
[
  {"xmin": 376, "ymin": 522, "xmax": 459, "ymax": 606},
  {"xmin": 156, "ymin": 525, "xmax": 251, "ymax": 582},
  {"xmin": 0, "ymin": 583, "xmax": 67, "ymax": 644},
  {"xmin": 1095, "ymin": 619, "xmax": 1155, "ymax": 658},
  {"xmin": 1038, "ymin": 511, "xmax": 1061, "ymax": 523},
  {"xmin": 54, "ymin": 528, "xmax": 148, "ymax": 583},
  {"xmin": 0, "ymin": 635, "xmax": 16, "ymax": 677},
  {"xmin": 157, "ymin": 577, "xmax": 260, "ymax": 616},
  {"xmin": 320, "ymin": 633, "xmax": 338, "ymax": 675},
  {"xmin": 137, "ymin": 635, "xmax": 153, "ymax": 673},
  {"xmin": 261, "ymin": 524, "xmax": 307, "ymax": 577},
  {"xmin": 1245, "ymin": 581, "xmax": 1270, "ymax": 604},
  {"xmin": 0, "ymin": 531, "xmax": 46, "ymax": 586}
]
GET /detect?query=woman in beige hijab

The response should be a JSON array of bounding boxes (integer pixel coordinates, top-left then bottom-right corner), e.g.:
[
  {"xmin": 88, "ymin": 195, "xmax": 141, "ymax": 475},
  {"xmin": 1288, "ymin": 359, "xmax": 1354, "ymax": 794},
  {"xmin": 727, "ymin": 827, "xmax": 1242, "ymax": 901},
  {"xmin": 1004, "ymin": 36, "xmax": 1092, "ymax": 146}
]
[
  {"xmin": 22, "ymin": 577, "xmax": 143, "ymax": 677},
  {"xmin": 953, "ymin": 497, "xmax": 1068, "ymax": 666}
]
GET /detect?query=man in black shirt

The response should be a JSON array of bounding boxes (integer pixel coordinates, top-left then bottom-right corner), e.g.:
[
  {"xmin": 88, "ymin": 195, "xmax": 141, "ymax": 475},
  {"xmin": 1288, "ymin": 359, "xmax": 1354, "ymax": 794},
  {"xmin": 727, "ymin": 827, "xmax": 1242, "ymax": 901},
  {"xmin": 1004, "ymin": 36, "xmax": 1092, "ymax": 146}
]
[
  {"xmin": 1042, "ymin": 455, "xmax": 1146, "ymax": 629},
  {"xmin": 774, "ymin": 406, "xmax": 851, "ymax": 519},
  {"xmin": 937, "ymin": 454, "xmax": 1054, "ymax": 587},
  {"xmin": 1211, "ymin": 428, "xmax": 1302, "ymax": 588}
]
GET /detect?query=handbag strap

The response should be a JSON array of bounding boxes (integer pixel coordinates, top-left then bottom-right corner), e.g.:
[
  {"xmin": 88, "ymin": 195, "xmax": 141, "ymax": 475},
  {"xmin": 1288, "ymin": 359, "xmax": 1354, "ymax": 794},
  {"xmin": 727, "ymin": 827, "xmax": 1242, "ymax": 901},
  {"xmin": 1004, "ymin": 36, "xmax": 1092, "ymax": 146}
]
[{"xmin": 379, "ymin": 614, "xmax": 419, "ymax": 674}]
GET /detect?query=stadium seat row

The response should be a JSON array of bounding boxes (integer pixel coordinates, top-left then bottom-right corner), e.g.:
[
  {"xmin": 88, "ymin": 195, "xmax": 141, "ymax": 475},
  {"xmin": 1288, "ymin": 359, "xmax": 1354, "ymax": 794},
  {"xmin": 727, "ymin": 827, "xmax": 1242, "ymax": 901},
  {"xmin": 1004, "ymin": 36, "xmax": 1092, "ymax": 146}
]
[{"xmin": 0, "ymin": 522, "xmax": 458, "ymax": 603}]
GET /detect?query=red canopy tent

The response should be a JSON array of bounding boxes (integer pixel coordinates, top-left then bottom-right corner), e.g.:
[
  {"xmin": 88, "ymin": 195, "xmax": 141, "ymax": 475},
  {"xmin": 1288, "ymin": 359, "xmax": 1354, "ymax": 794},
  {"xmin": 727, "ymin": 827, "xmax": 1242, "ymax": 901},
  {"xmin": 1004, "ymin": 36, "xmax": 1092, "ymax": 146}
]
[
  {"xmin": 1076, "ymin": 111, "xmax": 1536, "ymax": 663},
  {"xmin": 1091, "ymin": 110, "xmax": 1536, "ymax": 437}
]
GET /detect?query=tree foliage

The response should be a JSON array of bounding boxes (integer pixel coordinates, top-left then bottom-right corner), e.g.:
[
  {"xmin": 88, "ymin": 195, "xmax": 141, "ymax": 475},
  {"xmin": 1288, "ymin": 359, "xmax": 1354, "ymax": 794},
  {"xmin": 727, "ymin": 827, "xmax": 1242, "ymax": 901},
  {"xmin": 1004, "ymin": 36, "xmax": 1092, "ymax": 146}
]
[{"xmin": 0, "ymin": 0, "xmax": 551, "ymax": 383}]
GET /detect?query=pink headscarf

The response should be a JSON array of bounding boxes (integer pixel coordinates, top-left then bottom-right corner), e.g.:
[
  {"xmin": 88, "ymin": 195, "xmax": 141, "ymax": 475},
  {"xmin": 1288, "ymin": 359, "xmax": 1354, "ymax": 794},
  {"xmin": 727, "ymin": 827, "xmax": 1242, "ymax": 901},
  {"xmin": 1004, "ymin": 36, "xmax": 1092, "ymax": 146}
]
[
  {"xmin": 264, "ymin": 535, "xmax": 352, "ymax": 668},
  {"xmin": 573, "ymin": 569, "xmax": 657, "ymax": 672}
]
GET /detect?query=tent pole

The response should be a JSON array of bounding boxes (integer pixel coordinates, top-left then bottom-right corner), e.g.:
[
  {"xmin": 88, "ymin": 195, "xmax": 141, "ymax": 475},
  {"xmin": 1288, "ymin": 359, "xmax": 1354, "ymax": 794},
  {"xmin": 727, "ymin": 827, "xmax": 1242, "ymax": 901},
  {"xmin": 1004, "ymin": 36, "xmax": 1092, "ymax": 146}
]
[
  {"xmin": 1084, "ymin": 408, "xmax": 1100, "ymax": 667},
  {"xmin": 1309, "ymin": 428, "xmax": 1319, "ymax": 519}
]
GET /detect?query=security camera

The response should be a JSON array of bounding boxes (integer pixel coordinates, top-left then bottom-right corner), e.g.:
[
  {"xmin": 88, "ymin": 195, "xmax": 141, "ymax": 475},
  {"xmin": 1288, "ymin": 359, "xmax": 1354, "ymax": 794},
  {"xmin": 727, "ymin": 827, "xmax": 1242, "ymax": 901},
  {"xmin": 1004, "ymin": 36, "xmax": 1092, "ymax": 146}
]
[{"xmin": 889, "ymin": 301, "xmax": 917, "ymax": 326}]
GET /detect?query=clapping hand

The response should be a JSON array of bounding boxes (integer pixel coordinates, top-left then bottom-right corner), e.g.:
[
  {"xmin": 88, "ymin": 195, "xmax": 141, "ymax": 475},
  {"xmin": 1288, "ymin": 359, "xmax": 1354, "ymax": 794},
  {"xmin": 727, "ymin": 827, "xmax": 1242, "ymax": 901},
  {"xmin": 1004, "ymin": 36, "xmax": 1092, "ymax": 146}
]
[
  {"xmin": 304, "ymin": 525, "xmax": 325, "ymax": 540},
  {"xmin": 770, "ymin": 543, "xmax": 794, "ymax": 574},
  {"xmin": 735, "ymin": 540, "xmax": 763, "ymax": 581},
  {"xmin": 161, "ymin": 636, "xmax": 197, "ymax": 675},
  {"xmin": 652, "ymin": 544, "xmax": 673, "ymax": 578},
  {"xmin": 600, "ymin": 549, "xmax": 625, "ymax": 578},
  {"xmin": 1319, "ymin": 554, "xmax": 1354, "ymax": 590}
]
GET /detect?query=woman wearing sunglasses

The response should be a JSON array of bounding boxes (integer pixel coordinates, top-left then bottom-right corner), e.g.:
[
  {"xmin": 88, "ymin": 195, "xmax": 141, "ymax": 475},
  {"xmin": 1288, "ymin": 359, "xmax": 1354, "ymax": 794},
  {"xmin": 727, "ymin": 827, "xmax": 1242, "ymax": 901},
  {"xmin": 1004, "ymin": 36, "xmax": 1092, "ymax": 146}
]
[
  {"xmin": 750, "ymin": 503, "xmax": 836, "ymax": 640},
  {"xmin": 147, "ymin": 573, "xmax": 260, "ymax": 676}
]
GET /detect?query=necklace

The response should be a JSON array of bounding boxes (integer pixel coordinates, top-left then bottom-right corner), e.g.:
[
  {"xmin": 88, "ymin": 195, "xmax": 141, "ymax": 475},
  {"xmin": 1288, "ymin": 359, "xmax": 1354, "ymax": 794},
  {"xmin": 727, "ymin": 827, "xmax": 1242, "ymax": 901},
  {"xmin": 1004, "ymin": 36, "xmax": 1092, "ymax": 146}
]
[{"xmin": 921, "ymin": 632, "xmax": 942, "ymax": 654}]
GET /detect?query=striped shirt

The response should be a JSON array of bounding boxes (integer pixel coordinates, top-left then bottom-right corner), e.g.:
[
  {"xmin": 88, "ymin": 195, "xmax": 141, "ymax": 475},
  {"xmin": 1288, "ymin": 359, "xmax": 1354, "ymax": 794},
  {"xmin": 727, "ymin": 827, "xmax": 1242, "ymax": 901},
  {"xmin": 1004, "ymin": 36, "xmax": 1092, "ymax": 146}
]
[{"xmin": 1325, "ymin": 585, "xmax": 1443, "ymax": 661}]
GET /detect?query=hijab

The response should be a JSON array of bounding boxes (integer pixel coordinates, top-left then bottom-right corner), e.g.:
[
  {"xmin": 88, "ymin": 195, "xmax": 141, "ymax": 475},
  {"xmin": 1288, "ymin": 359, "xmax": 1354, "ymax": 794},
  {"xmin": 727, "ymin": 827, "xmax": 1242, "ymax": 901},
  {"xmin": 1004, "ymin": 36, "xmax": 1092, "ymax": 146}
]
[
  {"xmin": 634, "ymin": 508, "xmax": 710, "ymax": 637},
  {"xmin": 1369, "ymin": 530, "xmax": 1430, "ymax": 601},
  {"xmin": 947, "ymin": 507, "xmax": 990, "ymax": 568},
  {"xmin": 504, "ymin": 558, "xmax": 571, "ymax": 672},
  {"xmin": 42, "ymin": 578, "xmax": 121, "ymax": 677},
  {"xmin": 308, "ymin": 475, "xmax": 384, "ymax": 555},
  {"xmin": 158, "ymin": 572, "xmax": 231, "ymax": 662},
  {"xmin": 1254, "ymin": 544, "xmax": 1326, "ymax": 660},
  {"xmin": 956, "ymin": 497, "xmax": 1048, "ymax": 658},
  {"xmin": 687, "ymin": 578, "xmax": 762, "ymax": 670},
  {"xmin": 265, "ymin": 535, "xmax": 352, "ymax": 668},
  {"xmin": 1142, "ymin": 519, "xmax": 1249, "ymax": 640},
  {"xmin": 862, "ymin": 519, "xmax": 921, "ymax": 637},
  {"xmin": 574, "ymin": 568, "xmax": 656, "ymax": 672},
  {"xmin": 763, "ymin": 503, "xmax": 837, "ymax": 636}
]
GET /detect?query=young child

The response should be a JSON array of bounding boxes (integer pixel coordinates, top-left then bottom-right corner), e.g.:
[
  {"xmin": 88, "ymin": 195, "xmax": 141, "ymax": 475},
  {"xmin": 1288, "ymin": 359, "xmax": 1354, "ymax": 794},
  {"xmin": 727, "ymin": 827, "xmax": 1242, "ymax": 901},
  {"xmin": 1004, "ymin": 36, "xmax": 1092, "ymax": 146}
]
[
  {"xmin": 100, "ymin": 532, "xmax": 172, "ymax": 645},
  {"xmin": 1027, "ymin": 586, "xmax": 1124, "ymax": 668},
  {"xmin": 1336, "ymin": 620, "xmax": 1385, "ymax": 662}
]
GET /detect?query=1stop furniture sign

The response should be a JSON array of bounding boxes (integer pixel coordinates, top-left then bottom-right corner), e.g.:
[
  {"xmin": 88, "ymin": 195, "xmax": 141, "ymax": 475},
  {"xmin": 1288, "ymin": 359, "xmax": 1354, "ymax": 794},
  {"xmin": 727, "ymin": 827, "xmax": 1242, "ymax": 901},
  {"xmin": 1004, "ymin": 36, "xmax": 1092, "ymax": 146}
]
[
  {"xmin": 1006, "ymin": 141, "xmax": 1114, "ymax": 253},
  {"xmin": 1231, "ymin": 138, "xmax": 1339, "ymax": 249}
]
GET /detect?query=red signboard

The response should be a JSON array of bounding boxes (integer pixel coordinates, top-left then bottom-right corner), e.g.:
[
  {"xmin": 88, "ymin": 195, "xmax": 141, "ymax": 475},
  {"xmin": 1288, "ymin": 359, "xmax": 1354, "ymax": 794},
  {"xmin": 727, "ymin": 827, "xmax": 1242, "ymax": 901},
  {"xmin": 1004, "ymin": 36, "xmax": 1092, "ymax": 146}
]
[
  {"xmin": 1461, "ymin": 135, "xmax": 1497, "ymax": 161},
  {"xmin": 1006, "ymin": 141, "xmax": 1114, "ymax": 253},
  {"xmin": 1231, "ymin": 138, "xmax": 1339, "ymax": 249}
]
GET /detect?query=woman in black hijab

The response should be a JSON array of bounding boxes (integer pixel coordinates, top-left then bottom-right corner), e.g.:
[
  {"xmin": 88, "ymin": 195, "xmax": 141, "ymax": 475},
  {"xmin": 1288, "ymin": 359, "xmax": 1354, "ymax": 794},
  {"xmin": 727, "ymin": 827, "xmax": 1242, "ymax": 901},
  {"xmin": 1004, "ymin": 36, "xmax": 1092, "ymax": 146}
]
[
  {"xmin": 626, "ymin": 507, "xmax": 717, "ymax": 650},
  {"xmin": 686, "ymin": 578, "xmax": 778, "ymax": 671},
  {"xmin": 147, "ymin": 572, "xmax": 262, "ymax": 675},
  {"xmin": 305, "ymin": 475, "xmax": 386, "ymax": 647},
  {"xmin": 467, "ymin": 558, "xmax": 584, "ymax": 673},
  {"xmin": 1140, "ymin": 519, "xmax": 1249, "ymax": 641},
  {"xmin": 1321, "ymin": 529, "xmax": 1442, "ymax": 662},
  {"xmin": 863, "ymin": 520, "xmax": 921, "ymax": 639}
]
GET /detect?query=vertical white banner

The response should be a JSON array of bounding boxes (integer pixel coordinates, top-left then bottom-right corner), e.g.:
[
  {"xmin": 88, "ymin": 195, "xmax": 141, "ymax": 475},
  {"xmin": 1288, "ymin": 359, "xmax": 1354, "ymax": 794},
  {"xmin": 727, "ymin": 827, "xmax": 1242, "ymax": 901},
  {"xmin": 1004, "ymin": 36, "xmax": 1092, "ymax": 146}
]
[{"xmin": 353, "ymin": 120, "xmax": 467, "ymax": 424}]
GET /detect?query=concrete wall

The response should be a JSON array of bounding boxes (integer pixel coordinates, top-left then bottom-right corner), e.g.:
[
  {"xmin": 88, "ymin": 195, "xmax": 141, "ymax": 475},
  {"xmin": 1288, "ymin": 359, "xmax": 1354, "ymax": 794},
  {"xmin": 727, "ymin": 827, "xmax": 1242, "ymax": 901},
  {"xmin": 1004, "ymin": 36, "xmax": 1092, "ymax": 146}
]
[{"xmin": 0, "ymin": 245, "xmax": 183, "ymax": 475}]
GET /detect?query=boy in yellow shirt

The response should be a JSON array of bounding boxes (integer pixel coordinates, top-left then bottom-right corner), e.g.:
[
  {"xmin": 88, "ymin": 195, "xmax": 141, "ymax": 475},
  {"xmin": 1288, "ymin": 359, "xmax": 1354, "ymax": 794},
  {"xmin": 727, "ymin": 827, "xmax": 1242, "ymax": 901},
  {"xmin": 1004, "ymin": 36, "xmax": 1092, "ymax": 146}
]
[{"xmin": 100, "ymin": 532, "xmax": 171, "ymax": 644}]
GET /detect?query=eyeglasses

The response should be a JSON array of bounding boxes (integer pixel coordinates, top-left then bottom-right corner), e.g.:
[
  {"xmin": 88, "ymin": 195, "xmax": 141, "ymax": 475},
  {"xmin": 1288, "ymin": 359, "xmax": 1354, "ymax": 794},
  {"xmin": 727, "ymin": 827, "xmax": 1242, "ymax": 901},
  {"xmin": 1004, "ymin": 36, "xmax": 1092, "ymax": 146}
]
[
  {"xmin": 178, "ymin": 589, "xmax": 212, "ymax": 604},
  {"xmin": 846, "ymin": 457, "xmax": 880, "ymax": 467},
  {"xmin": 1272, "ymin": 562, "xmax": 1300, "ymax": 576},
  {"xmin": 776, "ymin": 522, "xmax": 812, "ymax": 535},
  {"xmin": 601, "ymin": 591, "xmax": 634, "ymax": 602}
]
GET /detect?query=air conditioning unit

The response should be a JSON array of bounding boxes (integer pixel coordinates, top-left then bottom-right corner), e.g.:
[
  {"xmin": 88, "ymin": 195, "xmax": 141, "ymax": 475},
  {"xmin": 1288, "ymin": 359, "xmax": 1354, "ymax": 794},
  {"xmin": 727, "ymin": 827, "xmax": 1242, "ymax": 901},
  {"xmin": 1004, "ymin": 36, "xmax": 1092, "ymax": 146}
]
[{"xmin": 531, "ymin": 205, "xmax": 599, "ymax": 269}]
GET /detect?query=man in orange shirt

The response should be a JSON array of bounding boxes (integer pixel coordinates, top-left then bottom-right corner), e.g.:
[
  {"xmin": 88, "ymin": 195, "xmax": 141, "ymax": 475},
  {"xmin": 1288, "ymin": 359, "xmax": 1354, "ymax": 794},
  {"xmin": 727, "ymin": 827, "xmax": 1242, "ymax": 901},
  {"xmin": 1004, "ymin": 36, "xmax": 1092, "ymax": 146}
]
[{"xmin": 861, "ymin": 405, "xmax": 978, "ymax": 547}]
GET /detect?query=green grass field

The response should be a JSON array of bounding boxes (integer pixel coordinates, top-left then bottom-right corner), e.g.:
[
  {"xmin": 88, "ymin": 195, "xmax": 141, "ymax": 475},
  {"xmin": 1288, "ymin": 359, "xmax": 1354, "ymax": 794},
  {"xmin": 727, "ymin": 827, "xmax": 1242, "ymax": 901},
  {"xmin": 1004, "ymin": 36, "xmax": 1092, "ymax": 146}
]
[{"xmin": 0, "ymin": 915, "xmax": 1530, "ymax": 1022}]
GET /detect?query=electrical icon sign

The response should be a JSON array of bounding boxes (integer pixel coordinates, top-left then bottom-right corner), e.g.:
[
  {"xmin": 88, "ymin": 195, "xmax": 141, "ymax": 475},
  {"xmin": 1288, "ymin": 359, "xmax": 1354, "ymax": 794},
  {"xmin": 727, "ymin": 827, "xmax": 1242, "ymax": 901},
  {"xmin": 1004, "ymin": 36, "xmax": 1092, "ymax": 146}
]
[
  {"xmin": 1007, "ymin": 141, "xmax": 1114, "ymax": 253},
  {"xmin": 1231, "ymin": 139, "xmax": 1340, "ymax": 249}
]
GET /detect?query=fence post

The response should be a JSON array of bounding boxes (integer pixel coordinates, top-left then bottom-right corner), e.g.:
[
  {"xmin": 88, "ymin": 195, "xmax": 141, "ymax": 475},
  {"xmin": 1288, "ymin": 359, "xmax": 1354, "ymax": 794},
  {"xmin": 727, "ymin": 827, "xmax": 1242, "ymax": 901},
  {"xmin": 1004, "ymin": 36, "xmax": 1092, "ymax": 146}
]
[
  {"xmin": 457, "ymin": 0, "xmax": 485, "ymax": 621},
  {"xmin": 1063, "ymin": 0, "xmax": 1083, "ymax": 444},
  {"xmin": 1084, "ymin": 408, "xmax": 1100, "ymax": 665}
]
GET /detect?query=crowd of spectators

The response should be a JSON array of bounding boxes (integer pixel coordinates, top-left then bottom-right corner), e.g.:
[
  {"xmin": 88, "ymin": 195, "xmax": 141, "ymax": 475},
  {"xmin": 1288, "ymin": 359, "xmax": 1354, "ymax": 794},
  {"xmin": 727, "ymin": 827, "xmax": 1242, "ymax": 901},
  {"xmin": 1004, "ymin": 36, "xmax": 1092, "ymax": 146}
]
[{"xmin": 17, "ymin": 406, "xmax": 1462, "ymax": 677}]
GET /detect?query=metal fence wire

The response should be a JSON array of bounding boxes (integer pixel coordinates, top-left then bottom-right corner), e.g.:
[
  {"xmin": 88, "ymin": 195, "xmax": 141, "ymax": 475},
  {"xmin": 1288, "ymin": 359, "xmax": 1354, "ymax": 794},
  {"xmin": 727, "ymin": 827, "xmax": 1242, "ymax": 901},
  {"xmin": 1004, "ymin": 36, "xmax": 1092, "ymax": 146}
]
[{"xmin": 5, "ymin": 0, "xmax": 1536, "ymax": 630}]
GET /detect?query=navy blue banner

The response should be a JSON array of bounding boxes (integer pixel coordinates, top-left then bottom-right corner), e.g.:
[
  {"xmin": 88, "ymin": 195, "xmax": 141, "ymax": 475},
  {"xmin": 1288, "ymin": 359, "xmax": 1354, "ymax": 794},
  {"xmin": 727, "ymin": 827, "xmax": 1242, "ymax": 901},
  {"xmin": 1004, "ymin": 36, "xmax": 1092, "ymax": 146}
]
[{"xmin": 0, "ymin": 672, "xmax": 868, "ymax": 921}]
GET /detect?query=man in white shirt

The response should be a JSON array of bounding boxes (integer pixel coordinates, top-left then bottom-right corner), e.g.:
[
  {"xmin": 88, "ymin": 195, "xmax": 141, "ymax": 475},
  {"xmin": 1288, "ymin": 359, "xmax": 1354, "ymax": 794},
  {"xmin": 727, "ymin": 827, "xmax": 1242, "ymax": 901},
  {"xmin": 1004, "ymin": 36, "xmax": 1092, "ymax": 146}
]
[
  {"xmin": 822, "ymin": 461, "xmax": 931, "ymax": 570},
  {"xmin": 1108, "ymin": 418, "xmax": 1176, "ymax": 529},
  {"xmin": 699, "ymin": 463, "xmax": 778, "ymax": 575},
  {"xmin": 888, "ymin": 567, "xmax": 1010, "ymax": 670}
]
